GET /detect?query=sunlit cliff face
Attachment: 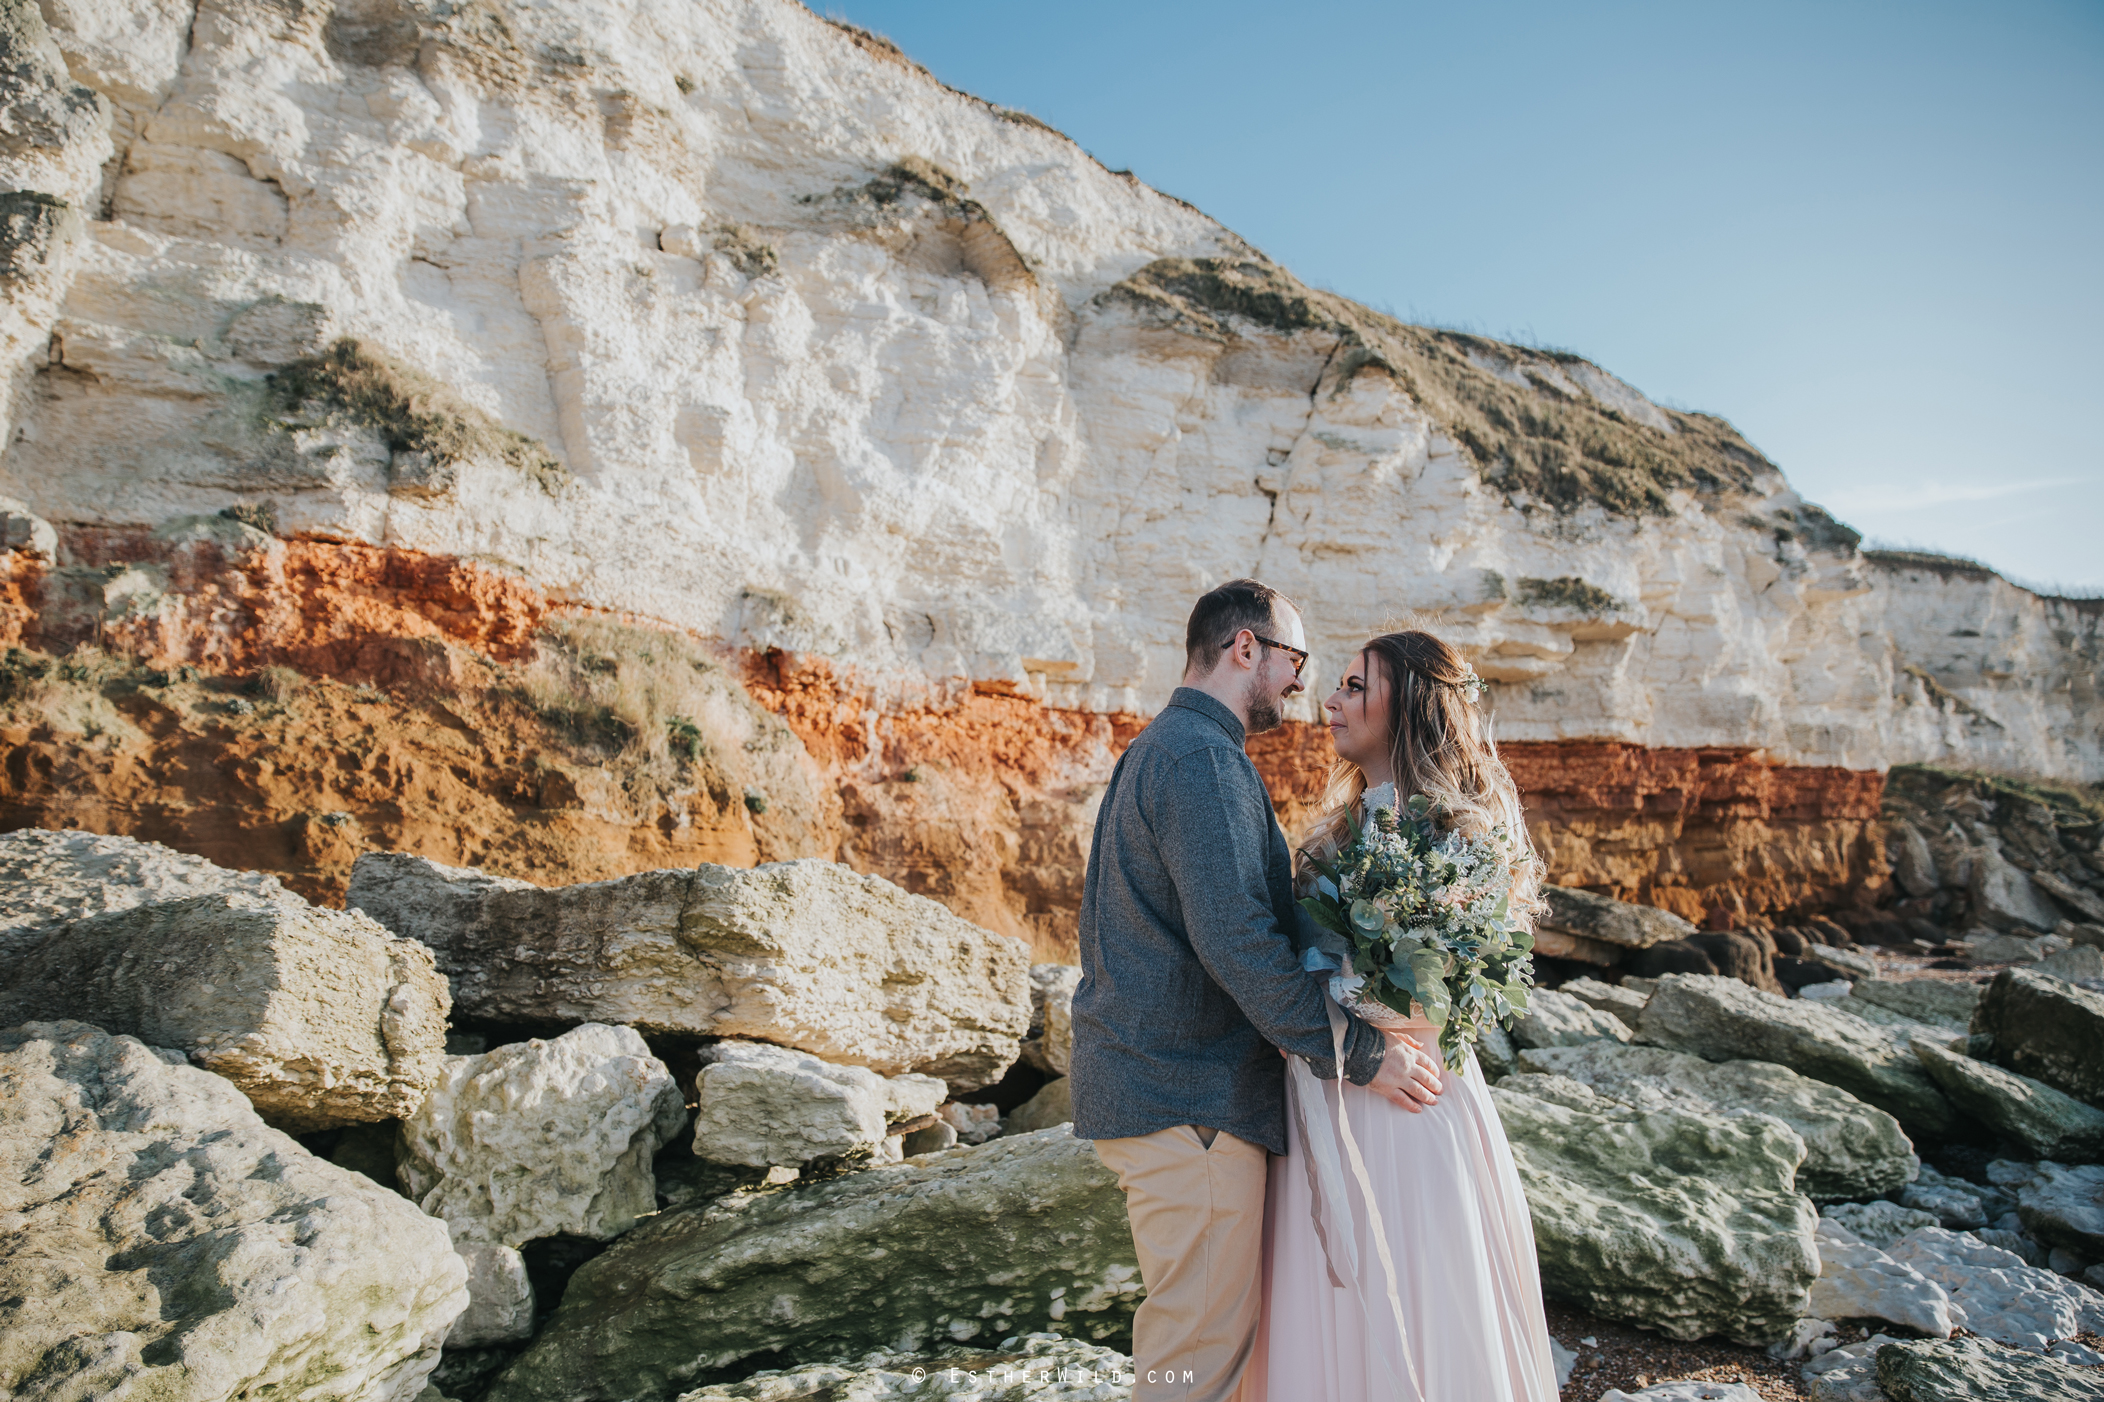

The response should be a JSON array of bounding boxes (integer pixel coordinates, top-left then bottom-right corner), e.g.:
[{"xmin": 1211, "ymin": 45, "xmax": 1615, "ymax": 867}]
[{"xmin": 0, "ymin": 0, "xmax": 2093, "ymax": 946}]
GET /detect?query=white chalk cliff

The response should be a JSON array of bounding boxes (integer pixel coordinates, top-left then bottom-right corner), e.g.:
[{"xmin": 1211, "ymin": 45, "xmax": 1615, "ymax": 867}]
[{"xmin": 1, "ymin": 0, "xmax": 2095, "ymax": 776}]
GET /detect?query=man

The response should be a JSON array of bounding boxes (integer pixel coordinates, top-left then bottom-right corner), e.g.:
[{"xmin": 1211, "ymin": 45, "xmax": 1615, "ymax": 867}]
[{"xmin": 1070, "ymin": 578, "xmax": 1443, "ymax": 1402}]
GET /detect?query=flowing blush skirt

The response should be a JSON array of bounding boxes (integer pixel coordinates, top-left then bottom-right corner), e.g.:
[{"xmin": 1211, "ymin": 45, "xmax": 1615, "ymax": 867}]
[{"xmin": 1253, "ymin": 1051, "xmax": 1559, "ymax": 1402}]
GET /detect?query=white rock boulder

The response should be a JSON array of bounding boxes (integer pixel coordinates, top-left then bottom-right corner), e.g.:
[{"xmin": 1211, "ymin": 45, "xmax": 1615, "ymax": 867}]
[
  {"xmin": 1884, "ymin": 1225, "xmax": 2104, "ymax": 1351},
  {"xmin": 2010, "ymin": 1160, "xmax": 2104, "ymax": 1257},
  {"xmin": 398, "ymin": 1023, "xmax": 688, "ymax": 1248},
  {"xmin": 1558, "ymin": 975, "xmax": 1651, "ymax": 1022},
  {"xmin": 1492, "ymin": 1073, "xmax": 1818, "ymax": 1343},
  {"xmin": 1511, "ymin": 986, "xmax": 1635, "ymax": 1049},
  {"xmin": 1806, "ymin": 1217, "xmax": 1954, "ymax": 1337},
  {"xmin": 350, "ymin": 853, "xmax": 1032, "ymax": 1090},
  {"xmin": 691, "ymin": 1039, "xmax": 948, "ymax": 1168},
  {"xmin": 1911, "ymin": 1040, "xmax": 2104, "ymax": 1162},
  {"xmin": 1638, "ymin": 974, "xmax": 1959, "ymax": 1137},
  {"xmin": 1822, "ymin": 1200, "xmax": 1940, "ymax": 1247},
  {"xmin": 0, "ymin": 827, "xmax": 292, "ymax": 962},
  {"xmin": 0, "ymin": 1021, "xmax": 467, "ymax": 1401},
  {"xmin": 1020, "ymin": 963, "xmax": 1080, "ymax": 1076},
  {"xmin": 943, "ymin": 1100, "xmax": 1005, "ymax": 1145},
  {"xmin": 1802, "ymin": 1333, "xmax": 1908, "ymax": 1402},
  {"xmin": 0, "ymin": 891, "xmax": 450, "ymax": 1129},
  {"xmin": 449, "ymin": 1243, "xmax": 536, "ymax": 1348},
  {"xmin": 1897, "ymin": 1163, "xmax": 1997, "ymax": 1230},
  {"xmin": 1844, "ymin": 976, "xmax": 1980, "ymax": 1031}
]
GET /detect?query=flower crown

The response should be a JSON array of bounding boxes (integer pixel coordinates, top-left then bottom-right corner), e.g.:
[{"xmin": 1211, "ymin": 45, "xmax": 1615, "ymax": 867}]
[{"xmin": 1447, "ymin": 661, "xmax": 1486, "ymax": 702}]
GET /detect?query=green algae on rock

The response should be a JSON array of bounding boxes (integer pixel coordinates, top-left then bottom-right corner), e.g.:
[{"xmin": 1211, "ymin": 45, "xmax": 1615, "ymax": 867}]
[
  {"xmin": 1492, "ymin": 1075, "xmax": 1818, "ymax": 1344},
  {"xmin": 483, "ymin": 1128, "xmax": 1140, "ymax": 1402},
  {"xmin": 1518, "ymin": 1041, "xmax": 1916, "ymax": 1202},
  {"xmin": 1874, "ymin": 1335, "xmax": 2104, "ymax": 1401},
  {"xmin": 1638, "ymin": 974, "xmax": 1959, "ymax": 1138},
  {"xmin": 1911, "ymin": 1040, "xmax": 2104, "ymax": 1163}
]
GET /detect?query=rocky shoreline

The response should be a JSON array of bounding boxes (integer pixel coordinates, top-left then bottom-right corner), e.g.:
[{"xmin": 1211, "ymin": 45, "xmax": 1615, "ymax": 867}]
[{"xmin": 3, "ymin": 817, "xmax": 2102, "ymax": 1402}]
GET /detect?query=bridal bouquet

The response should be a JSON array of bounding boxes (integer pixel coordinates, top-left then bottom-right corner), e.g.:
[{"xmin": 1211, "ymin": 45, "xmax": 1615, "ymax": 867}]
[{"xmin": 1300, "ymin": 794, "xmax": 1536, "ymax": 1070}]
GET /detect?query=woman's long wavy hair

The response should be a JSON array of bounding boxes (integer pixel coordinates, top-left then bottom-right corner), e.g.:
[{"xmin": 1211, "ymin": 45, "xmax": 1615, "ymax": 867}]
[{"xmin": 1295, "ymin": 629, "xmax": 1546, "ymax": 927}]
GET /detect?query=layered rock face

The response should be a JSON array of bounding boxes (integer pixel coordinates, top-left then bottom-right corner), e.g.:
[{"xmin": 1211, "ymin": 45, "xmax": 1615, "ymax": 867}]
[
  {"xmin": 1, "ymin": 0, "xmax": 2097, "ymax": 944},
  {"xmin": 1255, "ymin": 731, "xmax": 1894, "ymax": 925}
]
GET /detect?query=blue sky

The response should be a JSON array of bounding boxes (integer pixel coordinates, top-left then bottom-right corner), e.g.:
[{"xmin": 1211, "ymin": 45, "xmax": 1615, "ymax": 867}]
[{"xmin": 827, "ymin": 1, "xmax": 2104, "ymax": 593}]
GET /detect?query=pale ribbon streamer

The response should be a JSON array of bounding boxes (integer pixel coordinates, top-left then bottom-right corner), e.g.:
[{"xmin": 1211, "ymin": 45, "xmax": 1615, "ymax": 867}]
[{"xmin": 1285, "ymin": 993, "xmax": 1428, "ymax": 1399}]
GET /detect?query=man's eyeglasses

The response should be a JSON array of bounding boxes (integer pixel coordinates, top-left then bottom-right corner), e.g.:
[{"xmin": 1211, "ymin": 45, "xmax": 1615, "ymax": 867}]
[{"xmin": 1222, "ymin": 632, "xmax": 1309, "ymax": 678}]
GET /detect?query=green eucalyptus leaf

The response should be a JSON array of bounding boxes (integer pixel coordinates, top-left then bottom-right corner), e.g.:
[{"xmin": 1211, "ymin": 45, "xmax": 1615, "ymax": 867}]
[{"xmin": 1300, "ymin": 896, "xmax": 1351, "ymax": 936}]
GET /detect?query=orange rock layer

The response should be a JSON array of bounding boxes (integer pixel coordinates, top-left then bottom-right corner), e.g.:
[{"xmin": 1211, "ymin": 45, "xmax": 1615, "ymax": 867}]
[
  {"xmin": 1, "ymin": 534, "xmax": 1885, "ymax": 950},
  {"xmin": 741, "ymin": 650, "xmax": 1143, "ymax": 955},
  {"xmin": 27, "ymin": 526, "xmax": 544, "ymax": 686},
  {"xmin": 1250, "ymin": 724, "xmax": 1889, "ymax": 926}
]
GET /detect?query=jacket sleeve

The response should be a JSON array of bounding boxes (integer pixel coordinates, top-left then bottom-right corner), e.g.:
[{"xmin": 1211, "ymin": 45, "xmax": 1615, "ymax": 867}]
[{"xmin": 1149, "ymin": 745, "xmax": 1387, "ymax": 1084}]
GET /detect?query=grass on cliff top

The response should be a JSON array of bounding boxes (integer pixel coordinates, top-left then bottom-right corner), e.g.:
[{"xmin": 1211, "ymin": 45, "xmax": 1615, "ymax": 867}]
[
  {"xmin": 1865, "ymin": 548, "xmax": 2104, "ymax": 609},
  {"xmin": 1862, "ymin": 548, "xmax": 2000, "ymax": 583},
  {"xmin": 1104, "ymin": 256, "xmax": 1777, "ymax": 519},
  {"xmin": 269, "ymin": 339, "xmax": 571, "ymax": 496}
]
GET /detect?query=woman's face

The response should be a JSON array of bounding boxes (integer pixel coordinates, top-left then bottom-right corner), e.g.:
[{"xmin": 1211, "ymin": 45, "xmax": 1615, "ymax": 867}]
[{"xmin": 1324, "ymin": 650, "xmax": 1391, "ymax": 770}]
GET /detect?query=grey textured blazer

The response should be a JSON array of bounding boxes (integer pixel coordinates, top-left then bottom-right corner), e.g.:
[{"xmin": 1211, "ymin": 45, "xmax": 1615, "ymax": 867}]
[{"xmin": 1068, "ymin": 687, "xmax": 1385, "ymax": 1156}]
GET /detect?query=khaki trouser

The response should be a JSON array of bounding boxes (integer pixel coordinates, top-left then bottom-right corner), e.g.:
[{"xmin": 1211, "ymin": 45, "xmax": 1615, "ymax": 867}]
[{"xmin": 1093, "ymin": 1125, "xmax": 1268, "ymax": 1402}]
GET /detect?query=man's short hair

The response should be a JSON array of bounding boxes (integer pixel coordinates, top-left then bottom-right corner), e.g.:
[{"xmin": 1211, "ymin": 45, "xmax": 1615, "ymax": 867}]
[{"xmin": 1185, "ymin": 578, "xmax": 1294, "ymax": 677}]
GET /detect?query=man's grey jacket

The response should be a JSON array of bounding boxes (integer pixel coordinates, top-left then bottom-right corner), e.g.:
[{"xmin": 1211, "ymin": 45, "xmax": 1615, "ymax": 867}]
[{"xmin": 1069, "ymin": 687, "xmax": 1386, "ymax": 1156}]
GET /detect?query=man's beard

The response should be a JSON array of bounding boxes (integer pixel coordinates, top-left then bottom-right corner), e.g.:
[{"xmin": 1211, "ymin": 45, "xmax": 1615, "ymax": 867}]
[{"xmin": 1243, "ymin": 672, "xmax": 1285, "ymax": 735}]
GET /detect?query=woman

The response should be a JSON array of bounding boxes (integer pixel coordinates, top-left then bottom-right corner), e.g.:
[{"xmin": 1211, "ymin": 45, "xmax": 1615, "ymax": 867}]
[{"xmin": 1255, "ymin": 628, "xmax": 1559, "ymax": 1402}]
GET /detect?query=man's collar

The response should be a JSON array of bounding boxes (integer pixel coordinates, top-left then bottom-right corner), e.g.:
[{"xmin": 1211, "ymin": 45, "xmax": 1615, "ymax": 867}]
[{"xmin": 1166, "ymin": 686, "xmax": 1247, "ymax": 746}]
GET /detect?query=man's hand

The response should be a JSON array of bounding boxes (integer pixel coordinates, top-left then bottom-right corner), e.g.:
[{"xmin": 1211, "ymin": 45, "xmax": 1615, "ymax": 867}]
[{"xmin": 1365, "ymin": 1028, "xmax": 1442, "ymax": 1112}]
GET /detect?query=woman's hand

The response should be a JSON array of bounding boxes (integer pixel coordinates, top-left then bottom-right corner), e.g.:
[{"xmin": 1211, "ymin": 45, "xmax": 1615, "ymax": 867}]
[{"xmin": 1366, "ymin": 1027, "xmax": 1443, "ymax": 1112}]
